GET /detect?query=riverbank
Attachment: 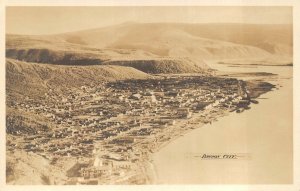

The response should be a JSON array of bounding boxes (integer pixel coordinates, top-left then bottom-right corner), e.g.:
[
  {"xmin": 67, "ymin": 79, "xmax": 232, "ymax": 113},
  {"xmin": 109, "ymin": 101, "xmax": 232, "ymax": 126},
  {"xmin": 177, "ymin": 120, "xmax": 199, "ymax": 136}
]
[
  {"xmin": 6, "ymin": 70, "xmax": 279, "ymax": 185},
  {"xmin": 150, "ymin": 65, "xmax": 292, "ymax": 184},
  {"xmin": 143, "ymin": 109, "xmax": 229, "ymax": 184},
  {"xmin": 139, "ymin": 76, "xmax": 275, "ymax": 184}
]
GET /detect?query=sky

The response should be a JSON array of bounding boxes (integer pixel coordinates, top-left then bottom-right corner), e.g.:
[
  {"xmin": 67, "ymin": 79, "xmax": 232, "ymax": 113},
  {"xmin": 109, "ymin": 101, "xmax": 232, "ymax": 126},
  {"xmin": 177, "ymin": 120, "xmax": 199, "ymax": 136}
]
[{"xmin": 6, "ymin": 6, "xmax": 292, "ymax": 35}]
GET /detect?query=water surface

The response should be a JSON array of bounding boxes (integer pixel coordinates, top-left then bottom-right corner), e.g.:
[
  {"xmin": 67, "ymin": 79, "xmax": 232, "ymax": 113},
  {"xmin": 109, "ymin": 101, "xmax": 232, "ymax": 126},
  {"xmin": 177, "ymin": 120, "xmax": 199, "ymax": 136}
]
[{"xmin": 152, "ymin": 65, "xmax": 293, "ymax": 184}]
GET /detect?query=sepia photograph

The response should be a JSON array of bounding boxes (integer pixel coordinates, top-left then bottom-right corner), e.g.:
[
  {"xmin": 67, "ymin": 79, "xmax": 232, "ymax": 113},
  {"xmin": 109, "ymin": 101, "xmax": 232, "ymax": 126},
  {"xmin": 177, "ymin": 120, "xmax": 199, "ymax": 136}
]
[{"xmin": 1, "ymin": 1, "xmax": 299, "ymax": 190}]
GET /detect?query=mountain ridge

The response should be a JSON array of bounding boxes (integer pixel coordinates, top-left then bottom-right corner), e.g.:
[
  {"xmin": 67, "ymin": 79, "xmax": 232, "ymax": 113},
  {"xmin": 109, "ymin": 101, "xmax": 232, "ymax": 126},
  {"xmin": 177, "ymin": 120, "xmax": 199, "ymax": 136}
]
[{"xmin": 6, "ymin": 22, "xmax": 293, "ymax": 74}]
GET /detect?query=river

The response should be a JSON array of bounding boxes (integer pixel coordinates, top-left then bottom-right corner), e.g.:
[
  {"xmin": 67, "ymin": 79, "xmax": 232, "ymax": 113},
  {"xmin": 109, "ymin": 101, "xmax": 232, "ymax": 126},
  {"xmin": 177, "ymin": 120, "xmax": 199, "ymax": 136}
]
[{"xmin": 152, "ymin": 64, "xmax": 293, "ymax": 184}]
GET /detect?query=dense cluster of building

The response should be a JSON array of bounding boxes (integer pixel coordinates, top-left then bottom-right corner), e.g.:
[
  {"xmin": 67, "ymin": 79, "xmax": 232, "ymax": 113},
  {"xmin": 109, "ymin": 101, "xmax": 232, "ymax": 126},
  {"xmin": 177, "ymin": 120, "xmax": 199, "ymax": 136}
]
[{"xmin": 7, "ymin": 75, "xmax": 251, "ymax": 184}]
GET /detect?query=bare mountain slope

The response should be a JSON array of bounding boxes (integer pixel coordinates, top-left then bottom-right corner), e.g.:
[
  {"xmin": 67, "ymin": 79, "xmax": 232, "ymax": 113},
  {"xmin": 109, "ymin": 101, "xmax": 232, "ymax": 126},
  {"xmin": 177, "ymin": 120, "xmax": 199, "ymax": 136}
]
[
  {"xmin": 6, "ymin": 23, "xmax": 292, "ymax": 72},
  {"xmin": 57, "ymin": 23, "xmax": 292, "ymax": 58},
  {"xmin": 6, "ymin": 34, "xmax": 210, "ymax": 73},
  {"xmin": 6, "ymin": 59, "xmax": 150, "ymax": 97},
  {"xmin": 104, "ymin": 57, "xmax": 208, "ymax": 74}
]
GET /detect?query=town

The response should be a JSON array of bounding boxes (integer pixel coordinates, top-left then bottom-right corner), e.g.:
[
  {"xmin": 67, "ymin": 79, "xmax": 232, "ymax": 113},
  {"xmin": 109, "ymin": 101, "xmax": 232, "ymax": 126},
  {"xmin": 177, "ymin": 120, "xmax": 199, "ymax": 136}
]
[{"xmin": 6, "ymin": 75, "xmax": 256, "ymax": 184}]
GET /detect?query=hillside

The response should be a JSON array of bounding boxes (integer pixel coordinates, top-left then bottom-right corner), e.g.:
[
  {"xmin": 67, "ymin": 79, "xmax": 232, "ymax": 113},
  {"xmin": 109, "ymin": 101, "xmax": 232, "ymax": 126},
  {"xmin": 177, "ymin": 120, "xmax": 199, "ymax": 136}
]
[
  {"xmin": 7, "ymin": 23, "xmax": 293, "ymax": 73},
  {"xmin": 6, "ymin": 58, "xmax": 150, "ymax": 98},
  {"xmin": 57, "ymin": 23, "xmax": 292, "ymax": 59},
  {"xmin": 6, "ymin": 36, "xmax": 210, "ymax": 74},
  {"xmin": 6, "ymin": 149, "xmax": 74, "ymax": 185},
  {"xmin": 104, "ymin": 57, "xmax": 208, "ymax": 74}
]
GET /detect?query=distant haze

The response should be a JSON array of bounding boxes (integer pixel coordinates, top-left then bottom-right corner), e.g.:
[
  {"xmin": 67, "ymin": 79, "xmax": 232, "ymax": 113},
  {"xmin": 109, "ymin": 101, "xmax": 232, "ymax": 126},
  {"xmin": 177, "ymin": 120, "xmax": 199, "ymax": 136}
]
[{"xmin": 6, "ymin": 6, "xmax": 292, "ymax": 35}]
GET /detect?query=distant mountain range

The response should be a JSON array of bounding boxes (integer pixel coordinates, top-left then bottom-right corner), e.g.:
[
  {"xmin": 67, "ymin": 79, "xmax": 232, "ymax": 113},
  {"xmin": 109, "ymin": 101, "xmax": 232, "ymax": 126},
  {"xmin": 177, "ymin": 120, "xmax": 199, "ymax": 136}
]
[
  {"xmin": 6, "ymin": 23, "xmax": 292, "ymax": 72},
  {"xmin": 6, "ymin": 21, "xmax": 293, "ymax": 98}
]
